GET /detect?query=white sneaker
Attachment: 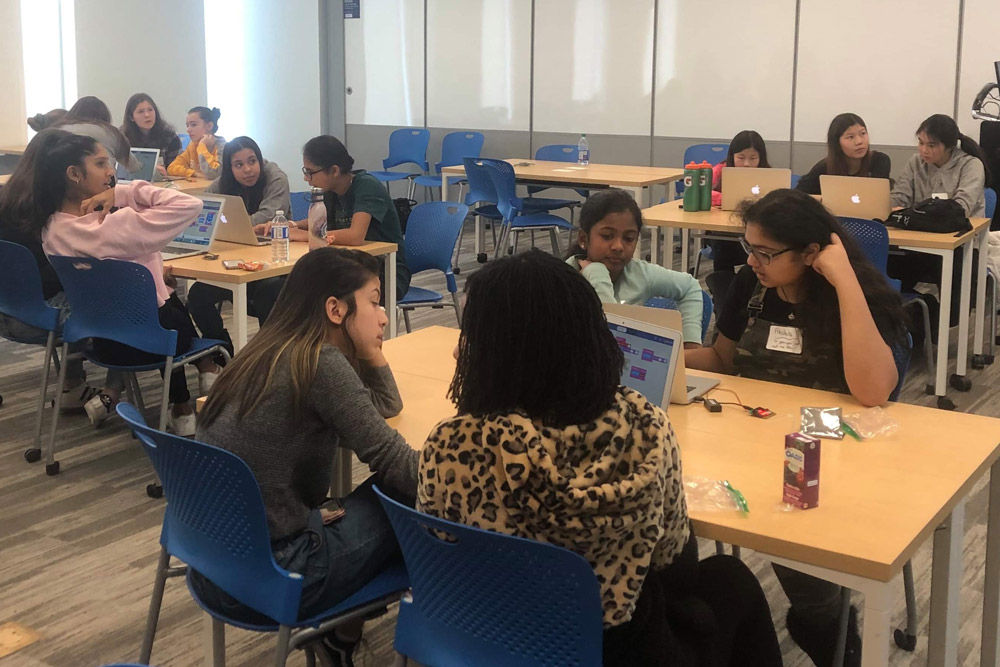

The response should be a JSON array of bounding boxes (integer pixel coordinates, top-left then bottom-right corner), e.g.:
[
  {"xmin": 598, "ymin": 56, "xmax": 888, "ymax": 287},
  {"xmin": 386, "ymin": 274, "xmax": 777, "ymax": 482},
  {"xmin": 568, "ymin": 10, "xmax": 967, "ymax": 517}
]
[
  {"xmin": 199, "ymin": 369, "xmax": 221, "ymax": 396},
  {"xmin": 61, "ymin": 383, "xmax": 101, "ymax": 412},
  {"xmin": 167, "ymin": 410, "xmax": 197, "ymax": 437},
  {"xmin": 84, "ymin": 392, "xmax": 115, "ymax": 427}
]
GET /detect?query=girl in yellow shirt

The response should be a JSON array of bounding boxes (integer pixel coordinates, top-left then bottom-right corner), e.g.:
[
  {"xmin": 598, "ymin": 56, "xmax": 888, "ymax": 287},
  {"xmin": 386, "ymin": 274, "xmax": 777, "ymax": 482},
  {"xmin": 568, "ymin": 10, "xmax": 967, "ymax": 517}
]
[{"xmin": 168, "ymin": 106, "xmax": 225, "ymax": 179}]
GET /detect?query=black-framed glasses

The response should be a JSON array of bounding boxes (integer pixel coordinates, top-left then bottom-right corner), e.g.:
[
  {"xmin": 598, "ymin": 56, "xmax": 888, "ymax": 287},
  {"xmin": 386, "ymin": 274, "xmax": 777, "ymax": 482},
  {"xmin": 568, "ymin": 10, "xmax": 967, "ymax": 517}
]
[
  {"xmin": 301, "ymin": 166, "xmax": 325, "ymax": 177},
  {"xmin": 739, "ymin": 237, "xmax": 798, "ymax": 265}
]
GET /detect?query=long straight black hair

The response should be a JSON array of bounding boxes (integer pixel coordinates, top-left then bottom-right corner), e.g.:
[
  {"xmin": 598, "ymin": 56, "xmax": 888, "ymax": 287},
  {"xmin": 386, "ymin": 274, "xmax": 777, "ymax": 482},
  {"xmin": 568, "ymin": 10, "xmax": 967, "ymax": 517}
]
[
  {"xmin": 217, "ymin": 136, "xmax": 267, "ymax": 215},
  {"xmin": 121, "ymin": 93, "xmax": 177, "ymax": 149},
  {"xmin": 0, "ymin": 129, "xmax": 73, "ymax": 235},
  {"xmin": 566, "ymin": 189, "xmax": 643, "ymax": 259},
  {"xmin": 31, "ymin": 133, "xmax": 102, "ymax": 234},
  {"xmin": 825, "ymin": 113, "xmax": 872, "ymax": 177},
  {"xmin": 725, "ymin": 130, "xmax": 771, "ymax": 168}
]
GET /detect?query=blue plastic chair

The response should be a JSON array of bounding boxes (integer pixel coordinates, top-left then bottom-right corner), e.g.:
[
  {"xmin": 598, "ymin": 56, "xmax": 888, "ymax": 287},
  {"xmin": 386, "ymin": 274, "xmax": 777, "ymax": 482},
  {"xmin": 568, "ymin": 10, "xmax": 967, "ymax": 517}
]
[
  {"xmin": 178, "ymin": 134, "xmax": 190, "ymax": 151},
  {"xmin": 368, "ymin": 128, "xmax": 431, "ymax": 198},
  {"xmin": 0, "ymin": 241, "xmax": 65, "ymax": 472},
  {"xmin": 413, "ymin": 131, "xmax": 485, "ymax": 200},
  {"xmin": 399, "ymin": 202, "xmax": 469, "ymax": 332},
  {"xmin": 289, "ymin": 191, "xmax": 312, "ymax": 221},
  {"xmin": 46, "ymin": 256, "xmax": 229, "ymax": 478},
  {"xmin": 644, "ymin": 292, "xmax": 713, "ymax": 344},
  {"xmin": 675, "ymin": 143, "xmax": 729, "ymax": 195},
  {"xmin": 527, "ymin": 144, "xmax": 590, "ymax": 212},
  {"xmin": 985, "ymin": 187, "xmax": 997, "ymax": 218},
  {"xmin": 479, "ymin": 158, "xmax": 575, "ymax": 259},
  {"xmin": 116, "ymin": 403, "xmax": 410, "ymax": 667},
  {"xmin": 791, "ymin": 174, "xmax": 803, "ymax": 189},
  {"xmin": 373, "ymin": 485, "xmax": 603, "ymax": 667}
]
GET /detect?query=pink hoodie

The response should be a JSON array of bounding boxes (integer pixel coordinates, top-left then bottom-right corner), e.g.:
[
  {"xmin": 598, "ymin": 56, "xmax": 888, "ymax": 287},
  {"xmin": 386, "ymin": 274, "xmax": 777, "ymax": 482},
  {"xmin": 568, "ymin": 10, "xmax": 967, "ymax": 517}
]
[{"xmin": 42, "ymin": 181, "xmax": 202, "ymax": 306}]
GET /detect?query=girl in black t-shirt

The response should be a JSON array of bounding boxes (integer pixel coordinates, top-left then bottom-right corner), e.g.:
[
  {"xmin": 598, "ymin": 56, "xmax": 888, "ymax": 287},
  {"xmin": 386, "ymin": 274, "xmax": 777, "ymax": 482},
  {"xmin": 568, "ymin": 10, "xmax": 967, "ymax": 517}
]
[{"xmin": 794, "ymin": 113, "xmax": 891, "ymax": 195}]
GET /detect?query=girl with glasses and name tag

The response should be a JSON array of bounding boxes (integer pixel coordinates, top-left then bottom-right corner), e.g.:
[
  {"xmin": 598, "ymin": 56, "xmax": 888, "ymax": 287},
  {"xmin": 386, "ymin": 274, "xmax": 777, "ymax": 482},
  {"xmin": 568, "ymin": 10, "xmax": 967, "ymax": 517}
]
[{"xmin": 686, "ymin": 188, "xmax": 908, "ymax": 667}]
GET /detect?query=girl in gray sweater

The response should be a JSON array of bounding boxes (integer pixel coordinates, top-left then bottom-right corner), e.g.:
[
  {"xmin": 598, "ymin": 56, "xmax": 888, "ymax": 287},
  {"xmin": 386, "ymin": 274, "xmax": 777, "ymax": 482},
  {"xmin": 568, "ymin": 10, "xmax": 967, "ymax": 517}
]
[{"xmin": 194, "ymin": 247, "xmax": 417, "ymax": 662}]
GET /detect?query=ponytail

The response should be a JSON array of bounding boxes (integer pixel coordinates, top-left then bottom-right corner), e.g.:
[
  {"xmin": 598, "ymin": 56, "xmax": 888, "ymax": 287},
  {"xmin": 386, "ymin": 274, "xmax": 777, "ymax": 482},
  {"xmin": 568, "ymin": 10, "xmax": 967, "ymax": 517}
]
[{"xmin": 959, "ymin": 133, "xmax": 992, "ymax": 187}]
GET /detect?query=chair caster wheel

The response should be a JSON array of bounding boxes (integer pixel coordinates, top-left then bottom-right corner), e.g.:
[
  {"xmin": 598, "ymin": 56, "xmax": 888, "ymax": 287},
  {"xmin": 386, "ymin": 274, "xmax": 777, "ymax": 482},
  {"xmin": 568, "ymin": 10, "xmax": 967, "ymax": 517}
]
[
  {"xmin": 147, "ymin": 483, "xmax": 163, "ymax": 499},
  {"xmin": 24, "ymin": 448, "xmax": 41, "ymax": 463},
  {"xmin": 45, "ymin": 461, "xmax": 60, "ymax": 476},
  {"xmin": 50, "ymin": 399, "xmax": 55, "ymax": 408},
  {"xmin": 949, "ymin": 374, "xmax": 971, "ymax": 392},
  {"xmin": 925, "ymin": 384, "xmax": 936, "ymax": 395},
  {"xmin": 937, "ymin": 396, "xmax": 956, "ymax": 410},
  {"xmin": 893, "ymin": 629, "xmax": 917, "ymax": 651},
  {"xmin": 452, "ymin": 266, "xmax": 461, "ymax": 275},
  {"xmin": 0, "ymin": 394, "xmax": 3, "ymax": 407},
  {"xmin": 972, "ymin": 354, "xmax": 993, "ymax": 369},
  {"xmin": 477, "ymin": 253, "xmax": 487, "ymax": 264}
]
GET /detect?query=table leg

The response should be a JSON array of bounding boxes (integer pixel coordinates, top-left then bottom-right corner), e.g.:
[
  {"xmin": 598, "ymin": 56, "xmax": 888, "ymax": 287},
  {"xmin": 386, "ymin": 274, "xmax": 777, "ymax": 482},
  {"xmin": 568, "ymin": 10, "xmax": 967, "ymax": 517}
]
[
  {"xmin": 681, "ymin": 228, "xmax": 691, "ymax": 275},
  {"xmin": 928, "ymin": 501, "xmax": 965, "ymax": 667},
  {"xmin": 232, "ymin": 283, "xmax": 248, "ymax": 353},
  {"xmin": 664, "ymin": 226, "xmax": 675, "ymax": 270},
  {"xmin": 955, "ymin": 238, "xmax": 974, "ymax": 378},
  {"xmin": 386, "ymin": 250, "xmax": 397, "ymax": 339},
  {"xmin": 935, "ymin": 249, "xmax": 953, "ymax": 403},
  {"xmin": 860, "ymin": 583, "xmax": 892, "ymax": 667},
  {"xmin": 974, "ymin": 228, "xmax": 990, "ymax": 365},
  {"xmin": 440, "ymin": 172, "xmax": 450, "ymax": 202},
  {"xmin": 983, "ymin": 460, "xmax": 1000, "ymax": 667}
]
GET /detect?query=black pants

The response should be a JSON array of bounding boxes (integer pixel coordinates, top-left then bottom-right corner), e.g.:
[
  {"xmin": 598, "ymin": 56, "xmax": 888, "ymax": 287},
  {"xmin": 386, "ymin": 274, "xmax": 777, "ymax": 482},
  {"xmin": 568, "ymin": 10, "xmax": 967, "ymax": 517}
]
[
  {"xmin": 710, "ymin": 239, "xmax": 745, "ymax": 274},
  {"xmin": 887, "ymin": 248, "xmax": 975, "ymax": 326},
  {"xmin": 772, "ymin": 563, "xmax": 842, "ymax": 623},
  {"xmin": 187, "ymin": 278, "xmax": 285, "ymax": 357},
  {"xmin": 91, "ymin": 293, "xmax": 197, "ymax": 404}
]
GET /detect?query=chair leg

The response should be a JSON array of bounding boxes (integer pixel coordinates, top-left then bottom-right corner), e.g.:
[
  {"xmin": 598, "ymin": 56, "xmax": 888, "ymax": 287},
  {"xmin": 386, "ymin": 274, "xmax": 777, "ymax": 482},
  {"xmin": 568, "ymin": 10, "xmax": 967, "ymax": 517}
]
[
  {"xmin": 50, "ymin": 344, "xmax": 61, "ymax": 373},
  {"xmin": 392, "ymin": 653, "xmax": 409, "ymax": 667},
  {"xmin": 44, "ymin": 341, "xmax": 71, "ymax": 474},
  {"xmin": 916, "ymin": 300, "xmax": 934, "ymax": 378},
  {"xmin": 203, "ymin": 613, "xmax": 226, "ymax": 667},
  {"xmin": 31, "ymin": 332, "xmax": 57, "ymax": 453},
  {"xmin": 832, "ymin": 587, "xmax": 851, "ymax": 667},
  {"xmin": 402, "ymin": 309, "xmax": 412, "ymax": 334},
  {"xmin": 900, "ymin": 560, "xmax": 918, "ymax": 646},
  {"xmin": 549, "ymin": 228, "xmax": 561, "ymax": 256},
  {"xmin": 130, "ymin": 373, "xmax": 147, "ymax": 415},
  {"xmin": 529, "ymin": 230, "xmax": 536, "ymax": 248},
  {"xmin": 731, "ymin": 545, "xmax": 741, "ymax": 559},
  {"xmin": 452, "ymin": 292, "xmax": 463, "ymax": 325},
  {"xmin": 139, "ymin": 545, "xmax": 171, "ymax": 664},
  {"xmin": 715, "ymin": 541, "xmax": 724, "ymax": 555},
  {"xmin": 452, "ymin": 218, "xmax": 466, "ymax": 271},
  {"xmin": 512, "ymin": 230, "xmax": 520, "ymax": 254},
  {"xmin": 158, "ymin": 356, "xmax": 174, "ymax": 431},
  {"xmin": 274, "ymin": 625, "xmax": 292, "ymax": 667}
]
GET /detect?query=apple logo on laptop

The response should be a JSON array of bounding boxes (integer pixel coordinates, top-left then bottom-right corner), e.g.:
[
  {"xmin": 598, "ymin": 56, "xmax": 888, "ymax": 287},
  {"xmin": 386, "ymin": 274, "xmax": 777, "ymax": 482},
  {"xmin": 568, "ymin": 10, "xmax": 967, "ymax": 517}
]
[
  {"xmin": 751, "ymin": 185, "xmax": 761, "ymax": 195},
  {"xmin": 220, "ymin": 214, "xmax": 229, "ymax": 224},
  {"xmin": 851, "ymin": 194, "xmax": 861, "ymax": 204}
]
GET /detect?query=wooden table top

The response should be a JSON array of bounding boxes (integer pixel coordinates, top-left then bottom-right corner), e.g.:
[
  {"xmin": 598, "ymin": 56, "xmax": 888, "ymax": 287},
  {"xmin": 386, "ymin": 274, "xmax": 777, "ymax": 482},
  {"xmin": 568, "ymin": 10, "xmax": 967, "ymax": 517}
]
[
  {"xmin": 642, "ymin": 200, "xmax": 991, "ymax": 251},
  {"xmin": 164, "ymin": 240, "xmax": 397, "ymax": 284},
  {"xmin": 0, "ymin": 145, "xmax": 26, "ymax": 156},
  {"xmin": 162, "ymin": 177, "xmax": 214, "ymax": 192},
  {"xmin": 382, "ymin": 326, "xmax": 1000, "ymax": 582},
  {"xmin": 442, "ymin": 159, "xmax": 684, "ymax": 188},
  {"xmin": 0, "ymin": 174, "xmax": 9, "ymax": 186}
]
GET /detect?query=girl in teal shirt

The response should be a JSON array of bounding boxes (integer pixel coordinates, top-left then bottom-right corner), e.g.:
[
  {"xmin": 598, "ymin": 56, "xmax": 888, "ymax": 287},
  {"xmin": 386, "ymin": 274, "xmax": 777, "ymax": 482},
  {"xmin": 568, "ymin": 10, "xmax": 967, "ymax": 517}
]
[{"xmin": 567, "ymin": 189, "xmax": 705, "ymax": 347}]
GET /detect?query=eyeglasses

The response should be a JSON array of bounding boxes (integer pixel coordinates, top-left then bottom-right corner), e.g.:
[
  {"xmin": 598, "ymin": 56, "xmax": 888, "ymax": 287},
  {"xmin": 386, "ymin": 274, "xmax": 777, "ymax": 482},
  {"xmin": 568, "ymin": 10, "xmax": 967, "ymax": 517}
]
[
  {"xmin": 738, "ymin": 237, "xmax": 798, "ymax": 265},
  {"xmin": 301, "ymin": 166, "xmax": 325, "ymax": 177}
]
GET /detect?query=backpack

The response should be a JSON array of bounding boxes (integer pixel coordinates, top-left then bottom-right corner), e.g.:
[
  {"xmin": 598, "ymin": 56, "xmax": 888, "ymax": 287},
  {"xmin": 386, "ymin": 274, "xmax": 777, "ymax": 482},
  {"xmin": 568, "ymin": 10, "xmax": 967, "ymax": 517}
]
[
  {"xmin": 884, "ymin": 198, "xmax": 972, "ymax": 234},
  {"xmin": 393, "ymin": 198, "xmax": 417, "ymax": 233}
]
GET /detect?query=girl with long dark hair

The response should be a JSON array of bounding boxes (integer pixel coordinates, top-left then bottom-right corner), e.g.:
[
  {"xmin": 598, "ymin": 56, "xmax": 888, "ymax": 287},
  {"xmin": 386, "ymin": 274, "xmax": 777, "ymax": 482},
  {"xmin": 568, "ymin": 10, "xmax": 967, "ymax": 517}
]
[
  {"xmin": 120, "ymin": 93, "xmax": 183, "ymax": 171},
  {"xmin": 795, "ymin": 113, "xmax": 891, "ymax": 195}
]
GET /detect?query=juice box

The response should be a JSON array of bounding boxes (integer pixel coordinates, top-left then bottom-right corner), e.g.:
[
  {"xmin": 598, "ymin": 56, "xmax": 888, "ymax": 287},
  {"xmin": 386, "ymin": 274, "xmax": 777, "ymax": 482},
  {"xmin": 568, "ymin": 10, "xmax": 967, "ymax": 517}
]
[{"xmin": 783, "ymin": 433, "xmax": 820, "ymax": 509}]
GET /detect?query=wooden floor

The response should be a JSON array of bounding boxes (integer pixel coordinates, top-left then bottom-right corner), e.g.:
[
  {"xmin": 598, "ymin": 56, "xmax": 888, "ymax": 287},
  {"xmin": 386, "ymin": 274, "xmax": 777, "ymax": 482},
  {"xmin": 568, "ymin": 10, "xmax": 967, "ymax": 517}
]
[{"xmin": 2, "ymin": 223, "xmax": 1000, "ymax": 666}]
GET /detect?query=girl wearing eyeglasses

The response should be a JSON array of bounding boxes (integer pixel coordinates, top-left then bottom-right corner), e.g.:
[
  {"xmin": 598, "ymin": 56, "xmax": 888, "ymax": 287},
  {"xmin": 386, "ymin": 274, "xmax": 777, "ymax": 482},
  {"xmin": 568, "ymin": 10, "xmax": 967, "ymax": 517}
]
[{"xmin": 686, "ymin": 188, "xmax": 907, "ymax": 665}]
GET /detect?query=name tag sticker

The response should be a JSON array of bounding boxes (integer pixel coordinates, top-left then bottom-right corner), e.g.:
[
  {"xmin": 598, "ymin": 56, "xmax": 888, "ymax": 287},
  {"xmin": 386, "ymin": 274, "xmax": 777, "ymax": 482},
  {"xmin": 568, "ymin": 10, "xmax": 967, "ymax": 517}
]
[{"xmin": 766, "ymin": 325, "xmax": 803, "ymax": 354}]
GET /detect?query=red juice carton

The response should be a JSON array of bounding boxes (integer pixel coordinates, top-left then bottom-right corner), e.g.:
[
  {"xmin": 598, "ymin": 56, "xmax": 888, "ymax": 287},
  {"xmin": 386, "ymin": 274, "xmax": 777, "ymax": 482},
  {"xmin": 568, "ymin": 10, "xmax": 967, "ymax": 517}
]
[{"xmin": 783, "ymin": 433, "xmax": 820, "ymax": 509}]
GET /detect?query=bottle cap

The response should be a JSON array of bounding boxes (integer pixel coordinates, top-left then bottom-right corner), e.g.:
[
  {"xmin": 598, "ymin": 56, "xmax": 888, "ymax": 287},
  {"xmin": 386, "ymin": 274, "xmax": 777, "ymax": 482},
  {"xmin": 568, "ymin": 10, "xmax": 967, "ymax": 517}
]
[
  {"xmin": 698, "ymin": 161, "xmax": 712, "ymax": 168},
  {"xmin": 276, "ymin": 210, "xmax": 285, "ymax": 216},
  {"xmin": 685, "ymin": 162, "xmax": 699, "ymax": 169}
]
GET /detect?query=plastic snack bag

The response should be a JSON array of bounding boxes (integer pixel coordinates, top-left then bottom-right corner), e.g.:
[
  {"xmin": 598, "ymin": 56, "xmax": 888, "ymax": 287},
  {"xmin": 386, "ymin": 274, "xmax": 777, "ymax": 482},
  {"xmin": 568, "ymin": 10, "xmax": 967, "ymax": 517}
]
[
  {"xmin": 842, "ymin": 406, "xmax": 900, "ymax": 440},
  {"xmin": 685, "ymin": 476, "xmax": 749, "ymax": 515}
]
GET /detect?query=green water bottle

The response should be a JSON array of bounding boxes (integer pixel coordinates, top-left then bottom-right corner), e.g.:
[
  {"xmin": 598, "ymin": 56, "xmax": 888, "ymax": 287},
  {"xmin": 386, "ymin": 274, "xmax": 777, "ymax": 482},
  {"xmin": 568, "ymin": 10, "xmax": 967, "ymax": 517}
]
[
  {"xmin": 683, "ymin": 162, "xmax": 700, "ymax": 212},
  {"xmin": 698, "ymin": 161, "xmax": 712, "ymax": 210}
]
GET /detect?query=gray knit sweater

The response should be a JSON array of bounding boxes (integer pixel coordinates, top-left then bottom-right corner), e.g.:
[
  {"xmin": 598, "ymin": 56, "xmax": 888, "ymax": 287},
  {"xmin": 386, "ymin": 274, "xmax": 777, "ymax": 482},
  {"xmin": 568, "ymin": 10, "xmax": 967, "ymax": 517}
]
[
  {"xmin": 203, "ymin": 160, "xmax": 292, "ymax": 225},
  {"xmin": 890, "ymin": 148, "xmax": 986, "ymax": 217},
  {"xmin": 196, "ymin": 345, "xmax": 418, "ymax": 540}
]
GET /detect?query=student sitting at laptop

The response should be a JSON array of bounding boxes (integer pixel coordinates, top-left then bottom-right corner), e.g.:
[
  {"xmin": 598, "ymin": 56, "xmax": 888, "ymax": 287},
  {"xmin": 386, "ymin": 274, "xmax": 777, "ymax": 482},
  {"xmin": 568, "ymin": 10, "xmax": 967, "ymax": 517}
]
[
  {"xmin": 567, "ymin": 189, "xmax": 704, "ymax": 347},
  {"xmin": 189, "ymin": 137, "xmax": 292, "ymax": 354},
  {"xmin": 33, "ymin": 133, "xmax": 222, "ymax": 435},
  {"xmin": 168, "ymin": 106, "xmax": 225, "ymax": 180},
  {"xmin": 121, "ymin": 93, "xmax": 183, "ymax": 175},
  {"xmin": 687, "ymin": 189, "xmax": 907, "ymax": 667},
  {"xmin": 794, "ymin": 113, "xmax": 891, "ymax": 196},
  {"xmin": 54, "ymin": 96, "xmax": 141, "ymax": 173},
  {"xmin": 419, "ymin": 250, "xmax": 782, "ymax": 667}
]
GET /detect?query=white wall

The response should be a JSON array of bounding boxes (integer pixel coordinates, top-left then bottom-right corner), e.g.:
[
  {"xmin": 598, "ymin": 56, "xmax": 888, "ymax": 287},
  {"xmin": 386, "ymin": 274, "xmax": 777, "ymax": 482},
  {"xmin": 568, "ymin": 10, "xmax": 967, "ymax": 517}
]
[
  {"xmin": 0, "ymin": 1, "xmax": 27, "ymax": 145},
  {"xmin": 74, "ymin": 0, "xmax": 207, "ymax": 135}
]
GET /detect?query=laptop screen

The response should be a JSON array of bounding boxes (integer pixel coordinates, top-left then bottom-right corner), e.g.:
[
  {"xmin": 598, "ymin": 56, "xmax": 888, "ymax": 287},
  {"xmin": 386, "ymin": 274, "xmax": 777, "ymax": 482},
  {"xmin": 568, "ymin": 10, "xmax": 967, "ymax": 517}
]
[
  {"xmin": 174, "ymin": 198, "xmax": 221, "ymax": 247},
  {"xmin": 608, "ymin": 321, "xmax": 676, "ymax": 406},
  {"xmin": 116, "ymin": 148, "xmax": 159, "ymax": 182}
]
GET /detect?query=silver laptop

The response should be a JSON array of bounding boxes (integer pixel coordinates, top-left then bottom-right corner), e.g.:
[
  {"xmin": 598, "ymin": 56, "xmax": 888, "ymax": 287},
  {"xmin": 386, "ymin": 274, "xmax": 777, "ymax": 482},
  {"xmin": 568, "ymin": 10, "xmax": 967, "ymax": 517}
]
[
  {"xmin": 606, "ymin": 314, "xmax": 682, "ymax": 411},
  {"xmin": 161, "ymin": 196, "xmax": 224, "ymax": 259},
  {"xmin": 202, "ymin": 193, "xmax": 269, "ymax": 246},
  {"xmin": 721, "ymin": 167, "xmax": 792, "ymax": 210},
  {"xmin": 604, "ymin": 304, "xmax": 719, "ymax": 405},
  {"xmin": 819, "ymin": 175, "xmax": 891, "ymax": 220},
  {"xmin": 116, "ymin": 147, "xmax": 159, "ymax": 183}
]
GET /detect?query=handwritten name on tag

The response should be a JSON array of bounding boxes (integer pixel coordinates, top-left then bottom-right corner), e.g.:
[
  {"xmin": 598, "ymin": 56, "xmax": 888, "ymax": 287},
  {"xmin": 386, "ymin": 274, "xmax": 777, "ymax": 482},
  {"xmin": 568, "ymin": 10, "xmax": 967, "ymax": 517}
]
[{"xmin": 766, "ymin": 325, "xmax": 803, "ymax": 354}]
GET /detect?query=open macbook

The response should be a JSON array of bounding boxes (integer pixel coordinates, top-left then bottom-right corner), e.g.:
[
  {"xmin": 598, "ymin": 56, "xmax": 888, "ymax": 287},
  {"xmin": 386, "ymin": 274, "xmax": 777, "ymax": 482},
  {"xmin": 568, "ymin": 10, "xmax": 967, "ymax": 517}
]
[
  {"xmin": 605, "ymin": 303, "xmax": 720, "ymax": 405},
  {"xmin": 199, "ymin": 193, "xmax": 269, "ymax": 246},
  {"xmin": 115, "ymin": 147, "xmax": 159, "ymax": 183},
  {"xmin": 721, "ymin": 167, "xmax": 792, "ymax": 210},
  {"xmin": 161, "ymin": 196, "xmax": 224, "ymax": 259},
  {"xmin": 819, "ymin": 175, "xmax": 891, "ymax": 220}
]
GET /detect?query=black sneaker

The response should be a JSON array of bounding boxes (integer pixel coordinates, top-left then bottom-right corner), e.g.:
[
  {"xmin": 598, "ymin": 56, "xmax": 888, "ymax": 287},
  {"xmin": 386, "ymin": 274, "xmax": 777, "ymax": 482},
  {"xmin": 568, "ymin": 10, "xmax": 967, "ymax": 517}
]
[
  {"xmin": 786, "ymin": 605, "xmax": 861, "ymax": 667},
  {"xmin": 321, "ymin": 631, "xmax": 360, "ymax": 667}
]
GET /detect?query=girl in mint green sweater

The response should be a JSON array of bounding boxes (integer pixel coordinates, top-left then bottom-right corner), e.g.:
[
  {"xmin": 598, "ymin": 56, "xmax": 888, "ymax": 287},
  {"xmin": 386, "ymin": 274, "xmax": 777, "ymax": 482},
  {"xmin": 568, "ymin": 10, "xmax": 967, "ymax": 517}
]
[{"xmin": 567, "ymin": 189, "xmax": 705, "ymax": 347}]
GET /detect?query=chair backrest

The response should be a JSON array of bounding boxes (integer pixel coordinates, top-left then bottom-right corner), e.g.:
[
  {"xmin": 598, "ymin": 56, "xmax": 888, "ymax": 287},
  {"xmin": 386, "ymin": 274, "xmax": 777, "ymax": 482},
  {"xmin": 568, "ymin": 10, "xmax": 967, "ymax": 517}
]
[
  {"xmin": 373, "ymin": 486, "xmax": 603, "ymax": 667},
  {"xmin": 436, "ymin": 131, "xmax": 485, "ymax": 173},
  {"xmin": 534, "ymin": 144, "xmax": 578, "ymax": 163},
  {"xmin": 116, "ymin": 402, "xmax": 305, "ymax": 625},
  {"xmin": 986, "ymin": 187, "xmax": 997, "ymax": 219},
  {"xmin": 178, "ymin": 133, "xmax": 190, "ymax": 151},
  {"xmin": 384, "ymin": 128, "xmax": 431, "ymax": 172},
  {"xmin": 479, "ymin": 158, "xmax": 522, "ymax": 222},
  {"xmin": 790, "ymin": 174, "xmax": 802, "ymax": 189},
  {"xmin": 289, "ymin": 190, "xmax": 312, "ymax": 221},
  {"xmin": 837, "ymin": 216, "xmax": 890, "ymax": 274},
  {"xmin": 48, "ymin": 256, "xmax": 178, "ymax": 356},
  {"xmin": 462, "ymin": 157, "xmax": 500, "ymax": 208},
  {"xmin": 0, "ymin": 240, "xmax": 60, "ymax": 334},
  {"xmin": 643, "ymin": 291, "xmax": 713, "ymax": 342},
  {"xmin": 683, "ymin": 143, "xmax": 729, "ymax": 166},
  {"xmin": 404, "ymin": 202, "xmax": 469, "ymax": 293}
]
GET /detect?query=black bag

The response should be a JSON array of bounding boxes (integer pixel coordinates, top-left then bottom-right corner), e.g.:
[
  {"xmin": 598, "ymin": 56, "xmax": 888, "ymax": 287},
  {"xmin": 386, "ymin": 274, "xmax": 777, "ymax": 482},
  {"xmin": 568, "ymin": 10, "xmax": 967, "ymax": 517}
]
[
  {"xmin": 393, "ymin": 198, "xmax": 417, "ymax": 233},
  {"xmin": 884, "ymin": 198, "xmax": 972, "ymax": 234}
]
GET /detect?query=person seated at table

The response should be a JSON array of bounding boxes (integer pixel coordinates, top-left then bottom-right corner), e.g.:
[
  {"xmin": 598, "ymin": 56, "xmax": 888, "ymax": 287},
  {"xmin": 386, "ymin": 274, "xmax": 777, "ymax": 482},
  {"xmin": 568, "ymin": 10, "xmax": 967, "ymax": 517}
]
[
  {"xmin": 794, "ymin": 113, "xmax": 891, "ymax": 196},
  {"xmin": 706, "ymin": 130, "xmax": 772, "ymax": 309},
  {"xmin": 420, "ymin": 250, "xmax": 783, "ymax": 667},
  {"xmin": 187, "ymin": 136, "xmax": 291, "ymax": 358},
  {"xmin": 54, "ymin": 96, "xmax": 141, "ymax": 173},
  {"xmin": 566, "ymin": 189, "xmax": 704, "ymax": 347},
  {"xmin": 194, "ymin": 247, "xmax": 417, "ymax": 665},
  {"xmin": 120, "ymin": 93, "xmax": 183, "ymax": 174},
  {"xmin": 33, "ymin": 132, "xmax": 221, "ymax": 435},
  {"xmin": 291, "ymin": 135, "xmax": 411, "ymax": 302},
  {"xmin": 687, "ymin": 188, "xmax": 908, "ymax": 667},
  {"xmin": 168, "ymin": 106, "xmax": 225, "ymax": 180},
  {"xmin": 887, "ymin": 113, "xmax": 990, "ymax": 334}
]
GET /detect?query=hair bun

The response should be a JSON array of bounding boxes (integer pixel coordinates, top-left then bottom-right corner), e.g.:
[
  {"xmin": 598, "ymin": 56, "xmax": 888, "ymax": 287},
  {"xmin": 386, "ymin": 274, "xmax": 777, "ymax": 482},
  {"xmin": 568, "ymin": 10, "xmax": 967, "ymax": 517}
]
[{"xmin": 211, "ymin": 107, "xmax": 221, "ymax": 121}]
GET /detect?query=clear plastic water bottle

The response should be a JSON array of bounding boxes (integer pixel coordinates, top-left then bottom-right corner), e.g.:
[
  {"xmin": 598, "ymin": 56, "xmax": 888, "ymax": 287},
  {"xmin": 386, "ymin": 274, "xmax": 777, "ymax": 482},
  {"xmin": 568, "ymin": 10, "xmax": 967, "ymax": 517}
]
[
  {"xmin": 270, "ymin": 209, "xmax": 289, "ymax": 263},
  {"xmin": 577, "ymin": 134, "xmax": 590, "ymax": 165}
]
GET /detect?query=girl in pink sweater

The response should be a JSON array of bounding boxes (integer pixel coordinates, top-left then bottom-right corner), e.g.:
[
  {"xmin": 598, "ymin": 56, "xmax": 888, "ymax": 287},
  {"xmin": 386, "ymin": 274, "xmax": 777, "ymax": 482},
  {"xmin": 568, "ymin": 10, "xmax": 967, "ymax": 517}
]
[{"xmin": 33, "ymin": 131, "xmax": 220, "ymax": 435}]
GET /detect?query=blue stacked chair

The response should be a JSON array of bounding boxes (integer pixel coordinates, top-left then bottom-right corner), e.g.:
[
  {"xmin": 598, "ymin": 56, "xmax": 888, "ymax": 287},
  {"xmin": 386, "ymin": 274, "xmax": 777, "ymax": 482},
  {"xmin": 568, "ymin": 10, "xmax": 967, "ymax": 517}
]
[
  {"xmin": 413, "ymin": 131, "xmax": 485, "ymax": 202},
  {"xmin": 399, "ymin": 202, "xmax": 469, "ymax": 332},
  {"xmin": 368, "ymin": 128, "xmax": 431, "ymax": 199}
]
